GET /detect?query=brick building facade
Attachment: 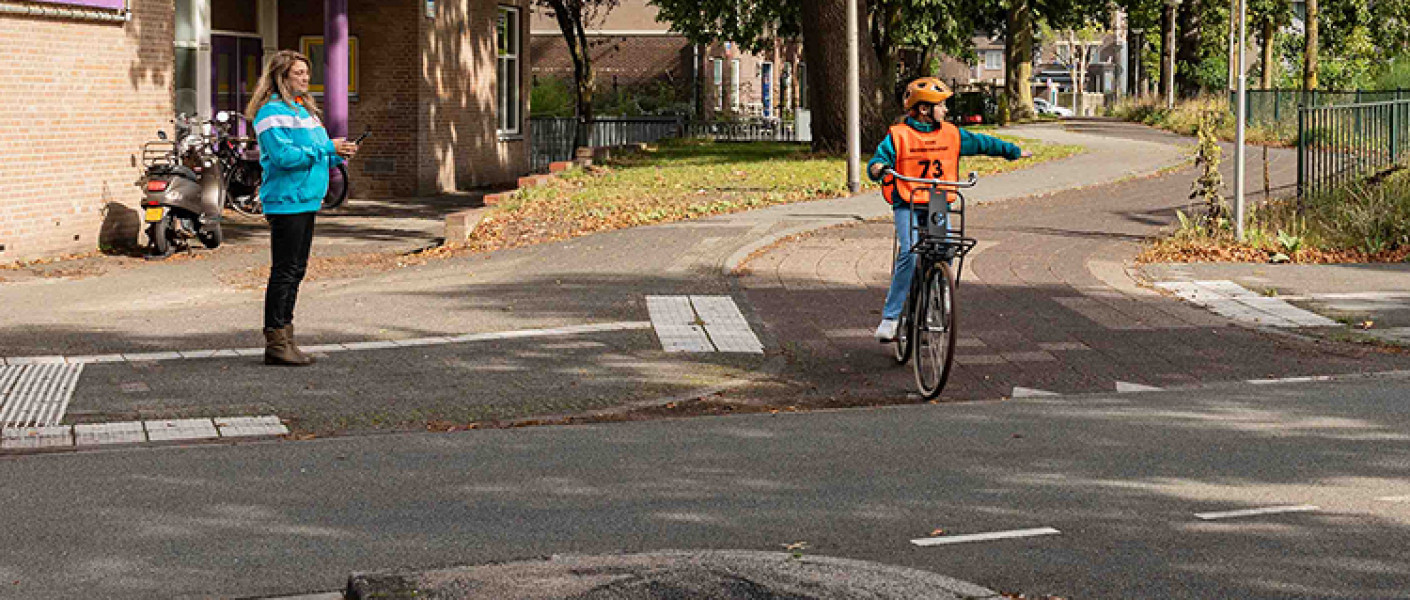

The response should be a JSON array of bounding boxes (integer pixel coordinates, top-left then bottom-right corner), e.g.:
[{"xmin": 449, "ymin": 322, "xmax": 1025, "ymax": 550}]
[
  {"xmin": 0, "ymin": 0, "xmax": 530, "ymax": 264},
  {"xmin": 529, "ymin": 0, "xmax": 803, "ymax": 120}
]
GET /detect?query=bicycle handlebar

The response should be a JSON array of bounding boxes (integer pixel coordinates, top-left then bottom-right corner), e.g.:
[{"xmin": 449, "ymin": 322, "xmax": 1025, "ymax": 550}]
[{"xmin": 881, "ymin": 168, "xmax": 979, "ymax": 188}]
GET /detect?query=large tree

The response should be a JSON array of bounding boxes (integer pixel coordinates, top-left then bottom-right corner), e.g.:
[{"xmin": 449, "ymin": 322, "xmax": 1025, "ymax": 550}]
[
  {"xmin": 536, "ymin": 0, "xmax": 622, "ymax": 148},
  {"xmin": 1303, "ymin": 0, "xmax": 1318, "ymax": 90},
  {"xmin": 1249, "ymin": 0, "xmax": 1292, "ymax": 89},
  {"xmin": 652, "ymin": 0, "xmax": 987, "ymax": 152}
]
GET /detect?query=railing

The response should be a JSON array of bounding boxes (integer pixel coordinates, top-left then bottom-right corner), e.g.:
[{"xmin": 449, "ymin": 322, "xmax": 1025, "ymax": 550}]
[
  {"xmin": 684, "ymin": 120, "xmax": 799, "ymax": 142},
  {"xmin": 1297, "ymin": 100, "xmax": 1410, "ymax": 199},
  {"xmin": 529, "ymin": 116, "xmax": 686, "ymax": 172},
  {"xmin": 1233, "ymin": 89, "xmax": 1410, "ymax": 130}
]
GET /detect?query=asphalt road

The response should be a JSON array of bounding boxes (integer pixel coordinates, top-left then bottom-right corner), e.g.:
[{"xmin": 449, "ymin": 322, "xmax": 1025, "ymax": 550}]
[{"xmin": 2, "ymin": 374, "xmax": 1408, "ymax": 599}]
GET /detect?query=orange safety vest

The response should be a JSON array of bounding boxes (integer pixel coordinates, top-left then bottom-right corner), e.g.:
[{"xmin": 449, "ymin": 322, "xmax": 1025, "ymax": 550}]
[{"xmin": 881, "ymin": 121, "xmax": 961, "ymax": 205}]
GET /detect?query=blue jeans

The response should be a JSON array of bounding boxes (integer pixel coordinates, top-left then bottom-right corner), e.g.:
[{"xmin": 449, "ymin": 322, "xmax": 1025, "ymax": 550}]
[{"xmin": 882, "ymin": 203, "xmax": 947, "ymax": 320}]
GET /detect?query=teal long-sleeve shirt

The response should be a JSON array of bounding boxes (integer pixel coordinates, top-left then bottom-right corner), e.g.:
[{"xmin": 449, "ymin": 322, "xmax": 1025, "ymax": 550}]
[{"xmin": 867, "ymin": 117, "xmax": 1023, "ymax": 205}]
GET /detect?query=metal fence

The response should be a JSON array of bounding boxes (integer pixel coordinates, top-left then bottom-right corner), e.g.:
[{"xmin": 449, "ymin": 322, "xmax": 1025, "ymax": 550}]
[
  {"xmin": 1233, "ymin": 89, "xmax": 1410, "ymax": 130},
  {"xmin": 1297, "ymin": 99, "xmax": 1410, "ymax": 198},
  {"xmin": 529, "ymin": 116, "xmax": 685, "ymax": 171},
  {"xmin": 683, "ymin": 120, "xmax": 800, "ymax": 142}
]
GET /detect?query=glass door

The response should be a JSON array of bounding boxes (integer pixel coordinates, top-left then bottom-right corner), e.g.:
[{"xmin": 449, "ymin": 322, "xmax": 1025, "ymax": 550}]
[{"xmin": 211, "ymin": 34, "xmax": 263, "ymax": 135}]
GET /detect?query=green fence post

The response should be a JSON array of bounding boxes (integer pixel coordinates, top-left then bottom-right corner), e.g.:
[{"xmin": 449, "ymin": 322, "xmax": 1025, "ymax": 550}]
[
  {"xmin": 1297, "ymin": 106, "xmax": 1305, "ymax": 204},
  {"xmin": 1393, "ymin": 102, "xmax": 1401, "ymax": 165}
]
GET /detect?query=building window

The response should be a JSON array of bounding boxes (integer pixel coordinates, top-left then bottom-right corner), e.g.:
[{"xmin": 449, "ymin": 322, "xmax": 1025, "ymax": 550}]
[
  {"xmin": 299, "ymin": 36, "xmax": 360, "ymax": 96},
  {"xmin": 780, "ymin": 62, "xmax": 792, "ymax": 110},
  {"xmin": 730, "ymin": 59, "xmax": 740, "ymax": 112},
  {"xmin": 497, "ymin": 5, "xmax": 522, "ymax": 136},
  {"xmin": 985, "ymin": 50, "xmax": 1002, "ymax": 71},
  {"xmin": 712, "ymin": 58, "xmax": 724, "ymax": 111}
]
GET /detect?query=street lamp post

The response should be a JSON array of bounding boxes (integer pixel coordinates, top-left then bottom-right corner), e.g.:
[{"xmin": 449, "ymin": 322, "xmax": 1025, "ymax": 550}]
[
  {"xmin": 846, "ymin": 0, "xmax": 860, "ymax": 194},
  {"xmin": 1234, "ymin": 0, "xmax": 1247, "ymax": 241}
]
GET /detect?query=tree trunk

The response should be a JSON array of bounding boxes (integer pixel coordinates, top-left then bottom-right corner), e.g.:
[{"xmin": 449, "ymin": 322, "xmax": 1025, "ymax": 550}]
[
  {"xmin": 1161, "ymin": 1, "xmax": 1177, "ymax": 104},
  {"xmin": 1303, "ymin": 0, "xmax": 1318, "ymax": 91},
  {"xmin": 800, "ymin": 0, "xmax": 889, "ymax": 154},
  {"xmin": 1176, "ymin": 0, "xmax": 1203, "ymax": 96},
  {"xmin": 1260, "ymin": 20, "xmax": 1275, "ymax": 89},
  {"xmin": 549, "ymin": 1, "xmax": 595, "ymax": 149},
  {"xmin": 1005, "ymin": 0, "xmax": 1035, "ymax": 121}
]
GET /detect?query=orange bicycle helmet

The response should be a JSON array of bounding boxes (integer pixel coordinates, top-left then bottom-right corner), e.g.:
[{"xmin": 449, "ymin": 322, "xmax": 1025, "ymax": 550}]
[{"xmin": 903, "ymin": 77, "xmax": 953, "ymax": 111}]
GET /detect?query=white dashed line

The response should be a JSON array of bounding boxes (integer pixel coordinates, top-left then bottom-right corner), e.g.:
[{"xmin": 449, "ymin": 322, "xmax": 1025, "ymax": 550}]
[
  {"xmin": 1011, "ymin": 387, "xmax": 1060, "ymax": 398},
  {"xmin": 1195, "ymin": 505, "xmax": 1319, "ymax": 520},
  {"xmin": 911, "ymin": 527, "xmax": 1061, "ymax": 547},
  {"xmin": 1376, "ymin": 496, "xmax": 1410, "ymax": 503},
  {"xmin": 1155, "ymin": 280, "xmax": 1338, "ymax": 328},
  {"xmin": 1, "ymin": 322, "xmax": 655, "ymax": 366},
  {"xmin": 1115, "ymin": 381, "xmax": 1163, "ymax": 393},
  {"xmin": 1247, "ymin": 375, "xmax": 1336, "ymax": 385}
]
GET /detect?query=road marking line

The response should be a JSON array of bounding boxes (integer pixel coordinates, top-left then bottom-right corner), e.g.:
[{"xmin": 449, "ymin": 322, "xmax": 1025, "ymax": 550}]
[
  {"xmin": 1115, "ymin": 381, "xmax": 1163, "ymax": 393},
  {"xmin": 1155, "ymin": 280, "xmax": 1338, "ymax": 328},
  {"xmin": 0, "ymin": 322, "xmax": 655, "ymax": 366},
  {"xmin": 911, "ymin": 527, "xmax": 1061, "ymax": 547},
  {"xmin": 1011, "ymin": 387, "xmax": 1060, "ymax": 398},
  {"xmin": 1376, "ymin": 496, "xmax": 1410, "ymax": 503},
  {"xmin": 1248, "ymin": 375, "xmax": 1335, "ymax": 385},
  {"xmin": 1195, "ymin": 505, "xmax": 1319, "ymax": 520}
]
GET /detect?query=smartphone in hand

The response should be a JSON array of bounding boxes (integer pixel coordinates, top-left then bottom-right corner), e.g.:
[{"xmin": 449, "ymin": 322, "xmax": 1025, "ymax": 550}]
[{"xmin": 351, "ymin": 129, "xmax": 371, "ymax": 144}]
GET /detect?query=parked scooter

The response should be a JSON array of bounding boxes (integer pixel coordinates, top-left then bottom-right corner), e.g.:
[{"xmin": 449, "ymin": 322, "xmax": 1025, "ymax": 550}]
[{"xmin": 140, "ymin": 112, "xmax": 231, "ymax": 257}]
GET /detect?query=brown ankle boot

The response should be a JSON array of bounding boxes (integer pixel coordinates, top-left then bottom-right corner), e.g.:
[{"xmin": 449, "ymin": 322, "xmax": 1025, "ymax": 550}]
[
  {"xmin": 264, "ymin": 327, "xmax": 313, "ymax": 366},
  {"xmin": 283, "ymin": 324, "xmax": 315, "ymax": 364}
]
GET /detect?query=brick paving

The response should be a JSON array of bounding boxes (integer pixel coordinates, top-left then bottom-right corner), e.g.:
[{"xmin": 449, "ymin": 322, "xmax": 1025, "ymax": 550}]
[{"xmin": 738, "ymin": 139, "xmax": 1410, "ymax": 404}]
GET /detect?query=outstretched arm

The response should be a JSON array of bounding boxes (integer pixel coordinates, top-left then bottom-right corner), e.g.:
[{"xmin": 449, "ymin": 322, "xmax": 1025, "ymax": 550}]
[{"xmin": 959, "ymin": 129, "xmax": 1029, "ymax": 160}]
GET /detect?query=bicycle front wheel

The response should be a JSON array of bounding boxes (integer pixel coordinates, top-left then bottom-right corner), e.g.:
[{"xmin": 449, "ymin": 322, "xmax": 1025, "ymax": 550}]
[{"xmin": 912, "ymin": 260, "xmax": 957, "ymax": 399}]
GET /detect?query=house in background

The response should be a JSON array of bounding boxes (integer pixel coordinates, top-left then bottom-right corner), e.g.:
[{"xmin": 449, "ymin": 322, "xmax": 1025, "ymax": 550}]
[
  {"xmin": 529, "ymin": 0, "xmax": 803, "ymax": 120},
  {"xmin": 0, "ymin": 0, "xmax": 531, "ymax": 264}
]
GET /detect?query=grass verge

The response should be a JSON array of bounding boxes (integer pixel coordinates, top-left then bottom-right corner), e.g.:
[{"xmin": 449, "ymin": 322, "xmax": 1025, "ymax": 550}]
[
  {"xmin": 460, "ymin": 134, "xmax": 1082, "ymax": 253},
  {"xmin": 1139, "ymin": 166, "xmax": 1410, "ymax": 263}
]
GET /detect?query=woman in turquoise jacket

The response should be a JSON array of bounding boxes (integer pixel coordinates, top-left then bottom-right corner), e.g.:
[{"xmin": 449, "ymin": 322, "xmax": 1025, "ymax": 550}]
[{"xmin": 244, "ymin": 50, "xmax": 358, "ymax": 366}]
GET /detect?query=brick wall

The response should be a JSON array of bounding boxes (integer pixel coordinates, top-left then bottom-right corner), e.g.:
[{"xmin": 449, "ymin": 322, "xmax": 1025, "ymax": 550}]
[
  {"xmin": 0, "ymin": 0, "xmax": 174, "ymax": 263},
  {"xmin": 279, "ymin": 0, "xmax": 423, "ymax": 198},
  {"xmin": 419, "ymin": 0, "xmax": 529, "ymax": 193},
  {"xmin": 531, "ymin": 34, "xmax": 694, "ymax": 92}
]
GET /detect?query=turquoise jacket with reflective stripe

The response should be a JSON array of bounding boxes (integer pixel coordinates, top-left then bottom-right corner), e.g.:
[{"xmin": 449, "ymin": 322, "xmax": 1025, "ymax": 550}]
[{"xmin": 254, "ymin": 95, "xmax": 344, "ymax": 215}]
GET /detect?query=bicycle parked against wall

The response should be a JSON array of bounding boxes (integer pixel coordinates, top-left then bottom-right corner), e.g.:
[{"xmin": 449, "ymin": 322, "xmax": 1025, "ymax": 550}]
[
  {"xmin": 218, "ymin": 113, "xmax": 357, "ymax": 216},
  {"xmin": 884, "ymin": 168, "xmax": 979, "ymax": 399}
]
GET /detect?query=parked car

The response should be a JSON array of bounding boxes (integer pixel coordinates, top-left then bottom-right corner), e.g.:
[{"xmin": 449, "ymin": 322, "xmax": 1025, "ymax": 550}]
[{"xmin": 1033, "ymin": 97, "xmax": 1073, "ymax": 118}]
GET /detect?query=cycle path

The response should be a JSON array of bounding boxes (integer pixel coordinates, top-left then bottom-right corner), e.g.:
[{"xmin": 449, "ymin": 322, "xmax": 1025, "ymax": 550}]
[
  {"xmin": 13, "ymin": 120, "xmax": 1401, "ymax": 438},
  {"xmin": 736, "ymin": 124, "xmax": 1410, "ymax": 406}
]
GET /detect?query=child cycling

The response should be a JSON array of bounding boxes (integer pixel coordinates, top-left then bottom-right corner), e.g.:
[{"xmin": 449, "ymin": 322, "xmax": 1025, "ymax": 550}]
[{"xmin": 867, "ymin": 77, "xmax": 1029, "ymax": 342}]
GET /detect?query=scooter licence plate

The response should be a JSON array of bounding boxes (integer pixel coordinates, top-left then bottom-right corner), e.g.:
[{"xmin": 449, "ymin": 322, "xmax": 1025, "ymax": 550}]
[{"xmin": 144, "ymin": 207, "xmax": 165, "ymax": 223}]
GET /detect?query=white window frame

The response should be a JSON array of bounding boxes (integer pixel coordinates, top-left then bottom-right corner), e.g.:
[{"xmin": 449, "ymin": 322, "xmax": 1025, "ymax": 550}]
[
  {"xmin": 712, "ymin": 58, "xmax": 724, "ymax": 111},
  {"xmin": 497, "ymin": 5, "xmax": 522, "ymax": 137},
  {"xmin": 730, "ymin": 58, "xmax": 741, "ymax": 112},
  {"xmin": 984, "ymin": 50, "xmax": 1002, "ymax": 71}
]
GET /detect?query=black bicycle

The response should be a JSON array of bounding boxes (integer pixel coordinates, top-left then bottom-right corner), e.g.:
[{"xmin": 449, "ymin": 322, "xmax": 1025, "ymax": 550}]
[{"xmin": 884, "ymin": 169, "xmax": 979, "ymax": 399}]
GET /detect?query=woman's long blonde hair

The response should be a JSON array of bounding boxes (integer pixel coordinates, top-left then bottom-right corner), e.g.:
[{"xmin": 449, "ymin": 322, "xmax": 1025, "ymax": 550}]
[{"xmin": 245, "ymin": 50, "xmax": 321, "ymax": 121}]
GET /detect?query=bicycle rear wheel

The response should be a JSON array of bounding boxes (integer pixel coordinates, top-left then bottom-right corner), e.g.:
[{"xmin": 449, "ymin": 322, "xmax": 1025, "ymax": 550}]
[{"xmin": 912, "ymin": 260, "xmax": 957, "ymax": 399}]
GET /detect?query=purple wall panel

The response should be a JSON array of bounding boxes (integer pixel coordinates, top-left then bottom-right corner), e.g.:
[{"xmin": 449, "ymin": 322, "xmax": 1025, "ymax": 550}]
[{"xmin": 29, "ymin": 0, "xmax": 126, "ymax": 9}]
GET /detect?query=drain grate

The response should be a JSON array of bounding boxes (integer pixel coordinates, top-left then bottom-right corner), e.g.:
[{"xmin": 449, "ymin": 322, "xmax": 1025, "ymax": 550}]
[{"xmin": 0, "ymin": 364, "xmax": 84, "ymax": 428}]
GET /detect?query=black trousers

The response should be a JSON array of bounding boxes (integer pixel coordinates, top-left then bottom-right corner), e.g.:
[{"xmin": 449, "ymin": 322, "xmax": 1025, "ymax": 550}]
[{"xmin": 264, "ymin": 211, "xmax": 317, "ymax": 330}]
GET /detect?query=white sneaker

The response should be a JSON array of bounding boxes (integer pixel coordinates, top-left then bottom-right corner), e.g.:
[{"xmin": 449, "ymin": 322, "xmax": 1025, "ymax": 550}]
[{"xmin": 874, "ymin": 319, "xmax": 899, "ymax": 342}]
